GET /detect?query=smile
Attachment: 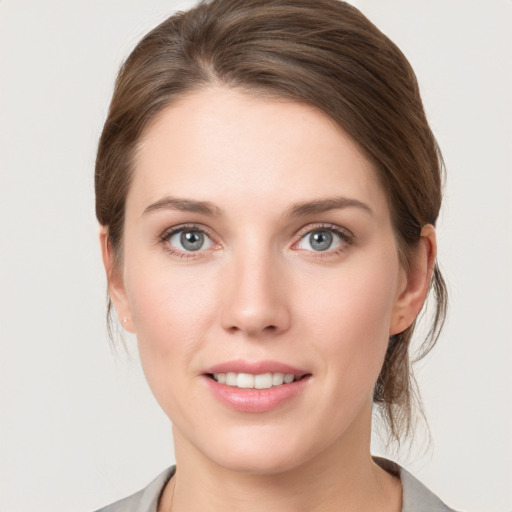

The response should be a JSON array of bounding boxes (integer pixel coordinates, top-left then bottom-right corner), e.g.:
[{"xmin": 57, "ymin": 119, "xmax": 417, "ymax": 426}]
[{"xmin": 211, "ymin": 372, "xmax": 298, "ymax": 389}]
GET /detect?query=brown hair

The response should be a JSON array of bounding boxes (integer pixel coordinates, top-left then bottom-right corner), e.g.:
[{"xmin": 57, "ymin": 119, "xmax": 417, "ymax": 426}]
[{"xmin": 95, "ymin": 0, "xmax": 447, "ymax": 444}]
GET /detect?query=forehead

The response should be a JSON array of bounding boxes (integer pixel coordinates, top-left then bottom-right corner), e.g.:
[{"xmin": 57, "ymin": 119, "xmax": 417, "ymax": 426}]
[{"xmin": 129, "ymin": 87, "xmax": 388, "ymax": 218}]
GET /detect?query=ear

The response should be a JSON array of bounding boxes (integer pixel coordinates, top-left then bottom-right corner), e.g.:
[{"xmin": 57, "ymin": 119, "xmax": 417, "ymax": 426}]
[
  {"xmin": 99, "ymin": 227, "xmax": 135, "ymax": 333},
  {"xmin": 390, "ymin": 224, "xmax": 437, "ymax": 336}
]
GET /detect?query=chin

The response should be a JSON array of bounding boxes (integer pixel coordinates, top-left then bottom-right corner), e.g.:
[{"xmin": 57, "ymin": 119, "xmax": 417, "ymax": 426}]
[
  {"xmin": 215, "ymin": 448, "xmax": 308, "ymax": 476},
  {"xmin": 193, "ymin": 424, "xmax": 330, "ymax": 476}
]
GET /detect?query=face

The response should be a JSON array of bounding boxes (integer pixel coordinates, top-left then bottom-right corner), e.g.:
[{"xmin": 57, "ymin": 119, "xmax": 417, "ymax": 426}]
[{"xmin": 106, "ymin": 87, "xmax": 421, "ymax": 475}]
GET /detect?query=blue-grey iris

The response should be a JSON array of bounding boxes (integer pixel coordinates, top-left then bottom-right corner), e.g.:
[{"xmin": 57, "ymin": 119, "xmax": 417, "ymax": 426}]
[
  {"xmin": 180, "ymin": 231, "xmax": 204, "ymax": 251},
  {"xmin": 309, "ymin": 231, "xmax": 332, "ymax": 251}
]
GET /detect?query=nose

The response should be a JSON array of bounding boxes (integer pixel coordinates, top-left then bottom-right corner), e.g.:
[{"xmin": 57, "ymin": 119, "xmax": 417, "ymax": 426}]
[{"xmin": 220, "ymin": 246, "xmax": 291, "ymax": 338}]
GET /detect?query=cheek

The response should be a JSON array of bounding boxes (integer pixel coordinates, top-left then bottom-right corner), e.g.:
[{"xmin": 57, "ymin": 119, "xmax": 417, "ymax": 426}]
[
  {"xmin": 124, "ymin": 260, "xmax": 218, "ymax": 372},
  {"xmin": 298, "ymin": 249, "xmax": 400, "ymax": 380},
  {"xmin": 122, "ymin": 263, "xmax": 222, "ymax": 423},
  {"xmin": 306, "ymin": 251, "xmax": 399, "ymax": 330}
]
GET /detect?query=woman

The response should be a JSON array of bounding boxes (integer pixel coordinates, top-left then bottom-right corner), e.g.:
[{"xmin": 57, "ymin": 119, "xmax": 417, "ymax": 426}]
[{"xmin": 94, "ymin": 0, "xmax": 453, "ymax": 510}]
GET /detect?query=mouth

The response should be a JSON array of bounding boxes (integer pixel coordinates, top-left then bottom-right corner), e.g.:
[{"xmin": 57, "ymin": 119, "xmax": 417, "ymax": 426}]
[
  {"xmin": 204, "ymin": 362, "xmax": 311, "ymax": 412},
  {"xmin": 207, "ymin": 372, "xmax": 306, "ymax": 389}
]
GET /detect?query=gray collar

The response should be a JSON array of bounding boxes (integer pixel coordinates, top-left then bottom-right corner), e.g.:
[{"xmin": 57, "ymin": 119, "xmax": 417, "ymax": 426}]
[
  {"xmin": 95, "ymin": 460, "xmax": 456, "ymax": 512},
  {"xmin": 374, "ymin": 457, "xmax": 456, "ymax": 512}
]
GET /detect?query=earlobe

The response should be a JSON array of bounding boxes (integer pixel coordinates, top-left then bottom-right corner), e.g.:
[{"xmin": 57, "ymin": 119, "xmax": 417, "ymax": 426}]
[
  {"xmin": 390, "ymin": 224, "xmax": 437, "ymax": 335},
  {"xmin": 99, "ymin": 227, "xmax": 135, "ymax": 333}
]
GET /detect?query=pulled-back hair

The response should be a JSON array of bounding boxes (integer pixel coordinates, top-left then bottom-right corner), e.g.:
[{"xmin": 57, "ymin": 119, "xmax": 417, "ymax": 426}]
[{"xmin": 95, "ymin": 0, "xmax": 447, "ymax": 444}]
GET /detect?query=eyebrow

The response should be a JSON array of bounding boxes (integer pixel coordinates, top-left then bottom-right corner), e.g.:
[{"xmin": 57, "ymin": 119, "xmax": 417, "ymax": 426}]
[
  {"xmin": 143, "ymin": 196, "xmax": 222, "ymax": 216},
  {"xmin": 287, "ymin": 196, "xmax": 373, "ymax": 217},
  {"xmin": 142, "ymin": 195, "xmax": 373, "ymax": 218}
]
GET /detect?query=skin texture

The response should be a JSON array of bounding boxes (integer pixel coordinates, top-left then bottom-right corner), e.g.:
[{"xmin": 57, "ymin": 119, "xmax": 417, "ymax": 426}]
[{"xmin": 101, "ymin": 87, "xmax": 436, "ymax": 511}]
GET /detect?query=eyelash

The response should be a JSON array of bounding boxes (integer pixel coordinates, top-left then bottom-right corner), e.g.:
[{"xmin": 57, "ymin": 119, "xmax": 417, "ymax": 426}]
[
  {"xmin": 158, "ymin": 223, "xmax": 354, "ymax": 259},
  {"xmin": 159, "ymin": 223, "xmax": 217, "ymax": 259},
  {"xmin": 293, "ymin": 223, "xmax": 354, "ymax": 258}
]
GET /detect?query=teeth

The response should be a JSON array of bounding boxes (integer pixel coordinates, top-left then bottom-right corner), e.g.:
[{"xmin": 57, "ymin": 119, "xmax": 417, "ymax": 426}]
[
  {"xmin": 212, "ymin": 372, "xmax": 298, "ymax": 389},
  {"xmin": 226, "ymin": 372, "xmax": 237, "ymax": 386},
  {"xmin": 272, "ymin": 372, "xmax": 284, "ymax": 385},
  {"xmin": 237, "ymin": 373, "xmax": 254, "ymax": 388},
  {"xmin": 254, "ymin": 373, "xmax": 272, "ymax": 389},
  {"xmin": 284, "ymin": 373, "xmax": 294, "ymax": 384}
]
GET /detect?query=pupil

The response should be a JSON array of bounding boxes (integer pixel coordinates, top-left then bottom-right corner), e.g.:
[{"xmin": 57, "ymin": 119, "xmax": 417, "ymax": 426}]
[
  {"xmin": 310, "ymin": 231, "xmax": 332, "ymax": 251},
  {"xmin": 181, "ymin": 231, "xmax": 204, "ymax": 251}
]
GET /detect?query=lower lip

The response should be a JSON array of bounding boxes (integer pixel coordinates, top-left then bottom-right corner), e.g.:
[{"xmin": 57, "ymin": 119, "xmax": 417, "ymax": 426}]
[{"xmin": 204, "ymin": 376, "xmax": 310, "ymax": 413}]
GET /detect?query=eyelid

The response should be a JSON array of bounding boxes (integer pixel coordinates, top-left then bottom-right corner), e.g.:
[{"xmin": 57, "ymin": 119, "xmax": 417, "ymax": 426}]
[
  {"xmin": 294, "ymin": 222, "xmax": 354, "ymax": 242},
  {"xmin": 160, "ymin": 222, "xmax": 212, "ymax": 239},
  {"xmin": 292, "ymin": 223, "xmax": 355, "ymax": 254},
  {"xmin": 159, "ymin": 223, "xmax": 220, "ymax": 256}
]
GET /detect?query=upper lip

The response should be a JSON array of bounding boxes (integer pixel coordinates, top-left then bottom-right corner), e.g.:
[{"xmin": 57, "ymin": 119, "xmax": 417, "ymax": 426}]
[{"xmin": 204, "ymin": 359, "xmax": 309, "ymax": 377}]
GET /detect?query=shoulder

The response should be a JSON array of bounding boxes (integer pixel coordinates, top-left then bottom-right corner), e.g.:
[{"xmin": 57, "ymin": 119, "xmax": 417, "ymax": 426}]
[
  {"xmin": 93, "ymin": 467, "xmax": 175, "ymax": 512},
  {"xmin": 374, "ymin": 457, "xmax": 460, "ymax": 512}
]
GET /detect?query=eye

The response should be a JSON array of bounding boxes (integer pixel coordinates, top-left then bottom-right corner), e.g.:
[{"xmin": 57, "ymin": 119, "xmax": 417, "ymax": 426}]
[
  {"xmin": 165, "ymin": 228, "xmax": 215, "ymax": 253},
  {"xmin": 295, "ymin": 226, "xmax": 350, "ymax": 253}
]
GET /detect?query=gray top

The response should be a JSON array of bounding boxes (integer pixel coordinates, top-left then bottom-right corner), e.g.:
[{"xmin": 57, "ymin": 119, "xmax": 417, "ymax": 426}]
[{"xmin": 95, "ymin": 458, "xmax": 457, "ymax": 512}]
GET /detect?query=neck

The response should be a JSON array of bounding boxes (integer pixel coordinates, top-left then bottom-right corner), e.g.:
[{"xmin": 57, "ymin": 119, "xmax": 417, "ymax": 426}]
[{"xmin": 161, "ymin": 411, "xmax": 401, "ymax": 512}]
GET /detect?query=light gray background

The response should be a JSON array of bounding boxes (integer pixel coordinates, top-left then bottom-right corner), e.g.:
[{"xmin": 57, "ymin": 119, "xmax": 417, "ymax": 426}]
[{"xmin": 0, "ymin": 1, "xmax": 510, "ymax": 511}]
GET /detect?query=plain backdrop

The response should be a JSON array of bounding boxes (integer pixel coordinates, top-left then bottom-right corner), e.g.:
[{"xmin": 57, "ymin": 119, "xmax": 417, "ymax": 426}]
[{"xmin": 0, "ymin": 1, "xmax": 511, "ymax": 511}]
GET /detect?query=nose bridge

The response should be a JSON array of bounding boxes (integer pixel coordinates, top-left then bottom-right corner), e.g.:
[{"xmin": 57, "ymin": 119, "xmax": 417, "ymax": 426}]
[{"xmin": 221, "ymin": 236, "xmax": 290, "ymax": 336}]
